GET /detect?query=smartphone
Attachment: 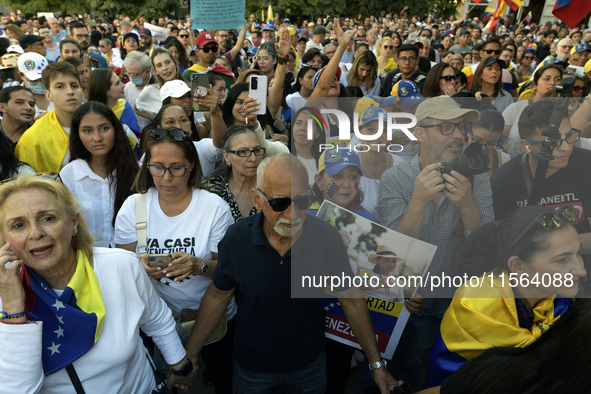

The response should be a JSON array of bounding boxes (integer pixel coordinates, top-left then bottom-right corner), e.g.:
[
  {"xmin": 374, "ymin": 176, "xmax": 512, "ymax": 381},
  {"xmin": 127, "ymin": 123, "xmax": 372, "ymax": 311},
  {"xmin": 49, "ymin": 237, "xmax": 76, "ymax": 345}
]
[
  {"xmin": 147, "ymin": 253, "xmax": 172, "ymax": 269},
  {"xmin": 249, "ymin": 75, "xmax": 267, "ymax": 116},
  {"xmin": 191, "ymin": 73, "xmax": 210, "ymax": 112}
]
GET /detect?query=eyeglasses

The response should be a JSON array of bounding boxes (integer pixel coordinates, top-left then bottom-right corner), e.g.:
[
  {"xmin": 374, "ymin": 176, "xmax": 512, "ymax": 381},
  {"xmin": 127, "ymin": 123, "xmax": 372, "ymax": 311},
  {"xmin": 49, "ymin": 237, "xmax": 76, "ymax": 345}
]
[
  {"xmin": 483, "ymin": 49, "xmax": 501, "ymax": 55},
  {"xmin": 383, "ymin": 45, "xmax": 394, "ymax": 50},
  {"xmin": 75, "ymin": 34, "xmax": 90, "ymax": 39},
  {"xmin": 0, "ymin": 172, "xmax": 61, "ymax": 186},
  {"xmin": 398, "ymin": 56, "xmax": 417, "ymax": 63},
  {"xmin": 227, "ymin": 147, "xmax": 266, "ymax": 157},
  {"xmin": 126, "ymin": 69, "xmax": 148, "ymax": 79},
  {"xmin": 509, "ymin": 205, "xmax": 578, "ymax": 251},
  {"xmin": 525, "ymin": 129, "xmax": 581, "ymax": 147},
  {"xmin": 471, "ymin": 135, "xmax": 501, "ymax": 150},
  {"xmin": 440, "ymin": 75, "xmax": 457, "ymax": 82},
  {"xmin": 149, "ymin": 128, "xmax": 190, "ymax": 142},
  {"xmin": 257, "ymin": 188, "xmax": 311, "ymax": 212},
  {"xmin": 421, "ymin": 121, "xmax": 472, "ymax": 135},
  {"xmin": 198, "ymin": 46, "xmax": 219, "ymax": 53},
  {"xmin": 179, "ymin": 34, "xmax": 189, "ymax": 38},
  {"xmin": 524, "ymin": 56, "xmax": 534, "ymax": 60},
  {"xmin": 147, "ymin": 164, "xmax": 190, "ymax": 177}
]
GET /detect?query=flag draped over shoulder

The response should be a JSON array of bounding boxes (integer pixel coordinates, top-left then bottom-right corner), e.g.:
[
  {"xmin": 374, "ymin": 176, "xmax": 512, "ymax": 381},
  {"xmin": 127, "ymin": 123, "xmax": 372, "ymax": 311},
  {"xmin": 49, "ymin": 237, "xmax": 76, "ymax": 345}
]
[
  {"xmin": 112, "ymin": 99, "xmax": 140, "ymax": 156},
  {"xmin": 424, "ymin": 269, "xmax": 570, "ymax": 388},
  {"xmin": 22, "ymin": 250, "xmax": 106, "ymax": 376},
  {"xmin": 553, "ymin": 0, "xmax": 591, "ymax": 28}
]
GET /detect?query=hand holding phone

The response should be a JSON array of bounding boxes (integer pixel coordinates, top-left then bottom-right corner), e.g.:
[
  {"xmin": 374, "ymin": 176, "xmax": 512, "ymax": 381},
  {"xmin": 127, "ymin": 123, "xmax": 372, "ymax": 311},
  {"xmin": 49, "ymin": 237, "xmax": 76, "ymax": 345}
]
[
  {"xmin": 191, "ymin": 73, "xmax": 210, "ymax": 111},
  {"xmin": 249, "ymin": 75, "xmax": 267, "ymax": 116},
  {"xmin": 147, "ymin": 253, "xmax": 172, "ymax": 269}
]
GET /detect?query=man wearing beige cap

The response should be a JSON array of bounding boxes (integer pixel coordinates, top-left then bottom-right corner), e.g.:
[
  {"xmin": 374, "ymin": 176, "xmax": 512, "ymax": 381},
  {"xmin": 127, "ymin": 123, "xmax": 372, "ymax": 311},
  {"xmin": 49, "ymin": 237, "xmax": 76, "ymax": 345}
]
[{"xmin": 376, "ymin": 96, "xmax": 494, "ymax": 390}]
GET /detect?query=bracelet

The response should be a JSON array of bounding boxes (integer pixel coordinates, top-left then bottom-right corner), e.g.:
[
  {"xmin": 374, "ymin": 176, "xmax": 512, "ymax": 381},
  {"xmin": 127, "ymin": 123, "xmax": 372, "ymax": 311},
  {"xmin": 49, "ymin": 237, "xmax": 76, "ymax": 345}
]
[
  {"xmin": 277, "ymin": 55, "xmax": 288, "ymax": 65},
  {"xmin": 0, "ymin": 311, "xmax": 27, "ymax": 320}
]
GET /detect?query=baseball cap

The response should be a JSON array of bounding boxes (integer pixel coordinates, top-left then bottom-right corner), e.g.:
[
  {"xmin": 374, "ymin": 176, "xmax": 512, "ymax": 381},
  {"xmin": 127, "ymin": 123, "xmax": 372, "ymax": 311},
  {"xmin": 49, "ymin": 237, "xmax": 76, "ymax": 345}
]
[
  {"xmin": 391, "ymin": 80, "xmax": 425, "ymax": 107},
  {"xmin": 318, "ymin": 146, "xmax": 361, "ymax": 176},
  {"xmin": 571, "ymin": 44, "xmax": 589, "ymax": 55},
  {"xmin": 460, "ymin": 29, "xmax": 470, "ymax": 36},
  {"xmin": 195, "ymin": 32, "xmax": 218, "ymax": 47},
  {"xmin": 359, "ymin": 107, "xmax": 388, "ymax": 128},
  {"xmin": 584, "ymin": 59, "xmax": 591, "ymax": 74},
  {"xmin": 7, "ymin": 45, "xmax": 24, "ymax": 54},
  {"xmin": 525, "ymin": 43, "xmax": 536, "ymax": 52},
  {"xmin": 263, "ymin": 22, "xmax": 275, "ymax": 32},
  {"xmin": 120, "ymin": 20, "xmax": 132, "ymax": 28},
  {"xmin": 247, "ymin": 46, "xmax": 258, "ymax": 56},
  {"xmin": 354, "ymin": 95, "xmax": 397, "ymax": 119},
  {"xmin": 123, "ymin": 32, "xmax": 139, "ymax": 44},
  {"xmin": 139, "ymin": 28, "xmax": 152, "ymax": 38},
  {"xmin": 313, "ymin": 25, "xmax": 328, "ymax": 35},
  {"xmin": 86, "ymin": 20, "xmax": 97, "ymax": 27},
  {"xmin": 541, "ymin": 56, "xmax": 569, "ymax": 68},
  {"xmin": 313, "ymin": 66, "xmax": 342, "ymax": 88},
  {"xmin": 415, "ymin": 96, "xmax": 480, "ymax": 123},
  {"xmin": 18, "ymin": 53, "xmax": 48, "ymax": 81},
  {"xmin": 160, "ymin": 80, "xmax": 191, "ymax": 101},
  {"xmin": 482, "ymin": 57, "xmax": 506, "ymax": 69},
  {"xmin": 283, "ymin": 18, "xmax": 290, "ymax": 23},
  {"xmin": 19, "ymin": 34, "xmax": 44, "ymax": 50},
  {"xmin": 298, "ymin": 36, "xmax": 308, "ymax": 43}
]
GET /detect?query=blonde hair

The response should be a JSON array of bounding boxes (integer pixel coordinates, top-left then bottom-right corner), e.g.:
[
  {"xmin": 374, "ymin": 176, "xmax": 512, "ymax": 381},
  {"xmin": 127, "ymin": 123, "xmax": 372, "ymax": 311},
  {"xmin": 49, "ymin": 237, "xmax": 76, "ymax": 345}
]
[
  {"xmin": 0, "ymin": 176, "xmax": 94, "ymax": 261},
  {"xmin": 377, "ymin": 37, "xmax": 393, "ymax": 57}
]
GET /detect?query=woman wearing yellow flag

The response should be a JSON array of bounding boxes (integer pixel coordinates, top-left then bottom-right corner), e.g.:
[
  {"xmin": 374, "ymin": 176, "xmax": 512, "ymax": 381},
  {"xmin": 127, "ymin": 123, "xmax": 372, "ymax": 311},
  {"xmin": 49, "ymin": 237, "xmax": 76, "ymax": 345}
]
[{"xmin": 424, "ymin": 205, "xmax": 586, "ymax": 389}]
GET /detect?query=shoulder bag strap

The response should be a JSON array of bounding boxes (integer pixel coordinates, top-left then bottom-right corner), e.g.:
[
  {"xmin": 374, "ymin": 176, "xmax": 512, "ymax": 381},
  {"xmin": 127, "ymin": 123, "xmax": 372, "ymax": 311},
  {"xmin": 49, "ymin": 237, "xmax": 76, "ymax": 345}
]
[
  {"xmin": 135, "ymin": 193, "xmax": 148, "ymax": 258},
  {"xmin": 521, "ymin": 153, "xmax": 533, "ymax": 196},
  {"xmin": 66, "ymin": 364, "xmax": 86, "ymax": 394}
]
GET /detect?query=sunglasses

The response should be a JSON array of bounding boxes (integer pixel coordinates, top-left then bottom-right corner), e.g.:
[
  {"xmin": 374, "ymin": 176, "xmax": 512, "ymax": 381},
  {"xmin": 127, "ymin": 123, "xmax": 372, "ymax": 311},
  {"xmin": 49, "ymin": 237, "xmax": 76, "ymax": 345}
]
[
  {"xmin": 0, "ymin": 172, "xmax": 61, "ymax": 186},
  {"xmin": 483, "ymin": 49, "xmax": 502, "ymax": 55},
  {"xmin": 440, "ymin": 75, "xmax": 457, "ymax": 82},
  {"xmin": 509, "ymin": 205, "xmax": 578, "ymax": 251},
  {"xmin": 383, "ymin": 45, "xmax": 394, "ymax": 49},
  {"xmin": 198, "ymin": 46, "xmax": 219, "ymax": 53},
  {"xmin": 573, "ymin": 86, "xmax": 584, "ymax": 92},
  {"xmin": 179, "ymin": 35, "xmax": 189, "ymax": 38},
  {"xmin": 524, "ymin": 56, "xmax": 534, "ymax": 60},
  {"xmin": 257, "ymin": 188, "xmax": 311, "ymax": 212},
  {"xmin": 149, "ymin": 128, "xmax": 189, "ymax": 142}
]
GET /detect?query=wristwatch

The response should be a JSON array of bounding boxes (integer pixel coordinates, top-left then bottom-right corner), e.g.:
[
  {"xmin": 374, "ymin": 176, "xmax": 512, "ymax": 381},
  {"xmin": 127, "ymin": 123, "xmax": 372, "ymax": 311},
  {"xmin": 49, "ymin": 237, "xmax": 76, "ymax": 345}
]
[
  {"xmin": 172, "ymin": 359, "xmax": 193, "ymax": 377},
  {"xmin": 199, "ymin": 259, "xmax": 209, "ymax": 275},
  {"xmin": 368, "ymin": 359, "xmax": 388, "ymax": 371}
]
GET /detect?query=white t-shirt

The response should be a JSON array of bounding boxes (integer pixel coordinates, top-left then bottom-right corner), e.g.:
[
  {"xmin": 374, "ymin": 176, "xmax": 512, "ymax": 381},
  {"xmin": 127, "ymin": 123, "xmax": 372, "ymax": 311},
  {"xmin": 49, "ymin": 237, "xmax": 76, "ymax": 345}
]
[
  {"xmin": 138, "ymin": 139, "xmax": 223, "ymax": 178},
  {"xmin": 305, "ymin": 40, "xmax": 324, "ymax": 54},
  {"xmin": 60, "ymin": 159, "xmax": 116, "ymax": 248},
  {"xmin": 34, "ymin": 101, "xmax": 54, "ymax": 120},
  {"xmin": 297, "ymin": 155, "xmax": 317, "ymax": 186},
  {"xmin": 0, "ymin": 248, "xmax": 185, "ymax": 393},
  {"xmin": 502, "ymin": 99, "xmax": 530, "ymax": 145},
  {"xmin": 286, "ymin": 91, "xmax": 304, "ymax": 114},
  {"xmin": 136, "ymin": 85, "xmax": 162, "ymax": 116},
  {"xmin": 114, "ymin": 188, "xmax": 237, "ymax": 317}
]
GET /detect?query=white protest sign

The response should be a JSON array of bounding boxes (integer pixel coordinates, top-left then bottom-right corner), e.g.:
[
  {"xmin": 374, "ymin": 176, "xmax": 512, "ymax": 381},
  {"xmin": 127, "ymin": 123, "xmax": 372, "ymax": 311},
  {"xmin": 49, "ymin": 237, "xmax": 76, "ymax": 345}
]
[
  {"xmin": 143, "ymin": 22, "xmax": 168, "ymax": 43},
  {"xmin": 191, "ymin": 0, "xmax": 245, "ymax": 30}
]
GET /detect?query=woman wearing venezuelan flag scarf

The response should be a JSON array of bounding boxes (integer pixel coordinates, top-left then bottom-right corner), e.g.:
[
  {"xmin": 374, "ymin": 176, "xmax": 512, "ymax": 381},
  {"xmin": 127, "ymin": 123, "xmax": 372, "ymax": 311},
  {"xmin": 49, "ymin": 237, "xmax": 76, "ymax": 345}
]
[
  {"xmin": 0, "ymin": 175, "xmax": 194, "ymax": 392},
  {"xmin": 423, "ymin": 205, "xmax": 586, "ymax": 391}
]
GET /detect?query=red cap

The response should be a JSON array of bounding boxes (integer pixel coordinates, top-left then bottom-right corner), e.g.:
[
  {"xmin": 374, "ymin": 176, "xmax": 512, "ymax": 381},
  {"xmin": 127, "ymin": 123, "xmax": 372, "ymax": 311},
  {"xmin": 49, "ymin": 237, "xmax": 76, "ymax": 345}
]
[{"xmin": 195, "ymin": 32, "xmax": 218, "ymax": 47}]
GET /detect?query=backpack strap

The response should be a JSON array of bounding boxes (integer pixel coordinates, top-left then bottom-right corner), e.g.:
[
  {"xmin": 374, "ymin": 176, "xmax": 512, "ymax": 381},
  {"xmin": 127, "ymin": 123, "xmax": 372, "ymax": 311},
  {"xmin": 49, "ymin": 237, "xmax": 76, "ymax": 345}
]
[{"xmin": 135, "ymin": 193, "xmax": 148, "ymax": 258}]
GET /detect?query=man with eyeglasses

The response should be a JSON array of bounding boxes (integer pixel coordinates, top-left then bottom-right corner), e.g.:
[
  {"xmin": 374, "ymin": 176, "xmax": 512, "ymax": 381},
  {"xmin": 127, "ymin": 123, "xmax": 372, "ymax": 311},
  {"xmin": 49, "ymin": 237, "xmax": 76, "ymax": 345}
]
[
  {"xmin": 556, "ymin": 38, "xmax": 574, "ymax": 62},
  {"xmin": 48, "ymin": 17, "xmax": 66, "ymax": 45},
  {"xmin": 491, "ymin": 100, "xmax": 591, "ymax": 290},
  {"xmin": 68, "ymin": 22, "xmax": 108, "ymax": 69},
  {"xmin": 381, "ymin": 44, "xmax": 427, "ymax": 96},
  {"xmin": 182, "ymin": 31, "xmax": 238, "ymax": 89},
  {"xmin": 461, "ymin": 37, "xmax": 517, "ymax": 96},
  {"xmin": 377, "ymin": 96, "xmax": 494, "ymax": 390},
  {"xmin": 181, "ymin": 153, "xmax": 399, "ymax": 394},
  {"xmin": 38, "ymin": 25, "xmax": 59, "ymax": 63},
  {"xmin": 98, "ymin": 38, "xmax": 122, "ymax": 68}
]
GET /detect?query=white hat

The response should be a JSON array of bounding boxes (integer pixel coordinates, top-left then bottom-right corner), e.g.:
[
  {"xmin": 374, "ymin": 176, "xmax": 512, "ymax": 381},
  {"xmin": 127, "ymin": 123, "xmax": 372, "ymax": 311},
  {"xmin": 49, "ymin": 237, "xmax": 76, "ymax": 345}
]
[
  {"xmin": 160, "ymin": 80, "xmax": 191, "ymax": 102},
  {"xmin": 368, "ymin": 245, "xmax": 405, "ymax": 264},
  {"xmin": 18, "ymin": 53, "xmax": 49, "ymax": 81},
  {"xmin": 7, "ymin": 45, "xmax": 24, "ymax": 54}
]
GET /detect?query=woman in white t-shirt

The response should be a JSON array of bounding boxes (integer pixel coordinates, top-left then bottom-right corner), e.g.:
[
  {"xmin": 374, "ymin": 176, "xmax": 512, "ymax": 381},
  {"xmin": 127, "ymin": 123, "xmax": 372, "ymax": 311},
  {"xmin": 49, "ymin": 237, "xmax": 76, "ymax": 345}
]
[
  {"xmin": 136, "ymin": 48, "xmax": 186, "ymax": 121},
  {"xmin": 60, "ymin": 102, "xmax": 139, "ymax": 248},
  {"xmin": 290, "ymin": 107, "xmax": 326, "ymax": 186},
  {"xmin": 114, "ymin": 128, "xmax": 236, "ymax": 394}
]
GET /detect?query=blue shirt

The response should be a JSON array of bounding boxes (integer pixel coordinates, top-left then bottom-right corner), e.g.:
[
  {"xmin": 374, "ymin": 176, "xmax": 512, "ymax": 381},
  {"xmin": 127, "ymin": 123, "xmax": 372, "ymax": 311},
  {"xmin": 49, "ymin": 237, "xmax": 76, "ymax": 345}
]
[
  {"xmin": 52, "ymin": 29, "xmax": 67, "ymax": 45},
  {"xmin": 214, "ymin": 212, "xmax": 352, "ymax": 372}
]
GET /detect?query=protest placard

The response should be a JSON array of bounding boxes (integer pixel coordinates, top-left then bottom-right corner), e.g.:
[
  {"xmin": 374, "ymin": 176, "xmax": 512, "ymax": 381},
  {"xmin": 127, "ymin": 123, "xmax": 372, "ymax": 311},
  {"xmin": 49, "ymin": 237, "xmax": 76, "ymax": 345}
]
[{"xmin": 191, "ymin": 0, "xmax": 245, "ymax": 30}]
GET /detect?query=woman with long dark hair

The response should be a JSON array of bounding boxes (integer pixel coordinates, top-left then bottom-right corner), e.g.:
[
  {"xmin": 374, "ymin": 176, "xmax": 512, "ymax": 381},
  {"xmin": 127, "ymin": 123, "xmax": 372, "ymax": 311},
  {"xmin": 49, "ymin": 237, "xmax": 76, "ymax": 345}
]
[
  {"xmin": 60, "ymin": 102, "xmax": 139, "ymax": 247},
  {"xmin": 469, "ymin": 57, "xmax": 512, "ymax": 113},
  {"xmin": 425, "ymin": 205, "xmax": 586, "ymax": 389},
  {"xmin": 422, "ymin": 63, "xmax": 458, "ymax": 97},
  {"xmin": 290, "ymin": 106, "xmax": 326, "ymax": 186},
  {"xmin": 165, "ymin": 37, "xmax": 190, "ymax": 73}
]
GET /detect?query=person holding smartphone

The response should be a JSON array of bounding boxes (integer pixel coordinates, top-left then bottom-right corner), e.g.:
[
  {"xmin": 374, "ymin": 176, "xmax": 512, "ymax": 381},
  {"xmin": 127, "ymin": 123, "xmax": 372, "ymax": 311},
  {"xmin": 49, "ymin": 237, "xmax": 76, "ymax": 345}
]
[{"xmin": 115, "ymin": 127, "xmax": 236, "ymax": 394}]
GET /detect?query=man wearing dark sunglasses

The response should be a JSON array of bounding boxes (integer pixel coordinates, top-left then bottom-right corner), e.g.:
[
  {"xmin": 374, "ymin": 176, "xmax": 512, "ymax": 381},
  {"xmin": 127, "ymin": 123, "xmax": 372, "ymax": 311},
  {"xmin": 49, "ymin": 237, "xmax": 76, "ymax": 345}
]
[
  {"xmin": 491, "ymin": 100, "xmax": 591, "ymax": 278},
  {"xmin": 181, "ymin": 154, "xmax": 399, "ymax": 393},
  {"xmin": 377, "ymin": 97, "xmax": 494, "ymax": 388},
  {"xmin": 461, "ymin": 37, "xmax": 517, "ymax": 97}
]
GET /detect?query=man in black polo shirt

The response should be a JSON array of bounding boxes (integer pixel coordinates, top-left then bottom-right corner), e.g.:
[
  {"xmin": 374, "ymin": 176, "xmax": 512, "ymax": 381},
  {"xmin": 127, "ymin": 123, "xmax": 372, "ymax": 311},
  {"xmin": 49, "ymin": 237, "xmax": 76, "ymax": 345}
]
[
  {"xmin": 178, "ymin": 153, "xmax": 398, "ymax": 393},
  {"xmin": 491, "ymin": 101, "xmax": 591, "ymax": 288},
  {"xmin": 381, "ymin": 44, "xmax": 426, "ymax": 96}
]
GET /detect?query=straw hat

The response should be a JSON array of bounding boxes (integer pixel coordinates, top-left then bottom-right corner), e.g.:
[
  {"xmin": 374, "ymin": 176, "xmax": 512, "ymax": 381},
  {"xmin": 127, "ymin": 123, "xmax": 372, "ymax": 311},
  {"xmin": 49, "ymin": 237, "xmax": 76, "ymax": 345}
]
[{"xmin": 368, "ymin": 245, "xmax": 405, "ymax": 264}]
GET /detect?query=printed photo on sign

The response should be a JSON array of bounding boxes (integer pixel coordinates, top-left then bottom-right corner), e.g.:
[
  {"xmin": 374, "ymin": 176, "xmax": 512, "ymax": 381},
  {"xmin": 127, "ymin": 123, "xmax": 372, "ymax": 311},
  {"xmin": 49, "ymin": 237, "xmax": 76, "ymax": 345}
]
[{"xmin": 317, "ymin": 201, "xmax": 437, "ymax": 358}]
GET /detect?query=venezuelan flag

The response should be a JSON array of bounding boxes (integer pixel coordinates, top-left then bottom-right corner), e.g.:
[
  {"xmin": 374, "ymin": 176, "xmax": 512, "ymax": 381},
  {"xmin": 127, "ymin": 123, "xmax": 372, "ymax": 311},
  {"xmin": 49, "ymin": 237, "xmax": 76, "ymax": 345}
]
[
  {"xmin": 485, "ymin": 0, "xmax": 507, "ymax": 31},
  {"xmin": 267, "ymin": 4, "xmax": 273, "ymax": 24},
  {"xmin": 112, "ymin": 98, "xmax": 140, "ymax": 156},
  {"xmin": 505, "ymin": 0, "xmax": 524, "ymax": 11},
  {"xmin": 22, "ymin": 250, "xmax": 105, "ymax": 375},
  {"xmin": 553, "ymin": 0, "xmax": 591, "ymax": 28},
  {"xmin": 483, "ymin": 6, "xmax": 495, "ymax": 21},
  {"xmin": 525, "ymin": 11, "xmax": 532, "ymax": 23},
  {"xmin": 424, "ymin": 270, "xmax": 570, "ymax": 388}
]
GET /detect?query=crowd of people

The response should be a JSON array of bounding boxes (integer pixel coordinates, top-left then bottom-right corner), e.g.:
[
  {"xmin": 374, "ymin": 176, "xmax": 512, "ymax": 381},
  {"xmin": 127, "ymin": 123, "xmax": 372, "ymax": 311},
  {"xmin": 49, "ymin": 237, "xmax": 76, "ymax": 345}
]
[{"xmin": 0, "ymin": 6, "xmax": 591, "ymax": 394}]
